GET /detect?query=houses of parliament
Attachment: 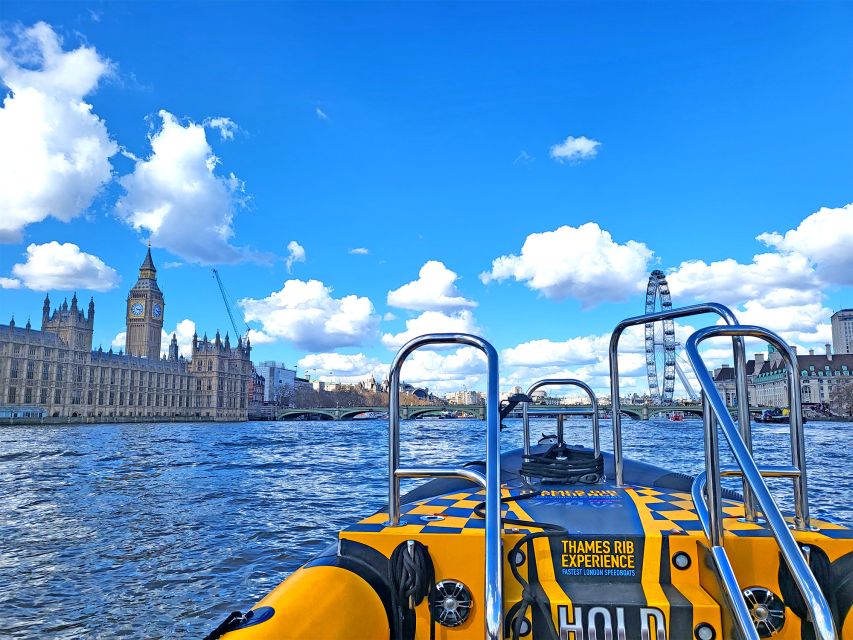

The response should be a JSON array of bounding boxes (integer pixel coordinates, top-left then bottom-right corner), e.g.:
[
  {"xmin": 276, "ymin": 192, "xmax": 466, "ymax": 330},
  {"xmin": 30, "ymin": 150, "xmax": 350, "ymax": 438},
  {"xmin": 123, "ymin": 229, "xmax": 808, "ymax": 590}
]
[{"xmin": 0, "ymin": 247, "xmax": 252, "ymax": 422}]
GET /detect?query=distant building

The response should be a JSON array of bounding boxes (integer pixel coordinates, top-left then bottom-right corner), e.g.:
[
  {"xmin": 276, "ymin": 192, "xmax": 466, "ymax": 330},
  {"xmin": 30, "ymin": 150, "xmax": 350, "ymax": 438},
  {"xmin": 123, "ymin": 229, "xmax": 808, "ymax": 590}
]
[
  {"xmin": 446, "ymin": 390, "xmax": 484, "ymax": 405},
  {"xmin": 714, "ymin": 345, "xmax": 853, "ymax": 409},
  {"xmin": 832, "ymin": 309, "xmax": 853, "ymax": 354},
  {"xmin": 255, "ymin": 361, "xmax": 296, "ymax": 403},
  {"xmin": 248, "ymin": 368, "xmax": 265, "ymax": 404},
  {"xmin": 0, "ymin": 248, "xmax": 251, "ymax": 422}
]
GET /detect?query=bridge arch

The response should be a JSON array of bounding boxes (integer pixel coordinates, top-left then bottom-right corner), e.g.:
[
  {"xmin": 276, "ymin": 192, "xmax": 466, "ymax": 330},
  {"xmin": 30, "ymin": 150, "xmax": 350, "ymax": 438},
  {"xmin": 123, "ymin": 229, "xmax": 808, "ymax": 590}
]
[{"xmin": 276, "ymin": 409, "xmax": 337, "ymax": 421}]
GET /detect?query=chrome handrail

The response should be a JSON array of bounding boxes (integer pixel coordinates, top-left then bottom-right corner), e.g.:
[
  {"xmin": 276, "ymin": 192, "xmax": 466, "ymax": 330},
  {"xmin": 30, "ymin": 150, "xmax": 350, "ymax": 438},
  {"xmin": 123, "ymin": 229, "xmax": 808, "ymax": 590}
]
[
  {"xmin": 686, "ymin": 325, "xmax": 836, "ymax": 640},
  {"xmin": 522, "ymin": 378, "xmax": 600, "ymax": 458},
  {"xmin": 608, "ymin": 302, "xmax": 754, "ymax": 519},
  {"xmin": 386, "ymin": 332, "xmax": 502, "ymax": 640}
]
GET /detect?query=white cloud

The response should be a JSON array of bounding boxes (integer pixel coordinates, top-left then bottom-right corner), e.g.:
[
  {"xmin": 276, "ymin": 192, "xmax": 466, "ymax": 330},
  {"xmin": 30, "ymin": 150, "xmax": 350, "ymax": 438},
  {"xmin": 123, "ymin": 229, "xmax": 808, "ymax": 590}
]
[
  {"xmin": 315, "ymin": 106, "xmax": 329, "ymax": 121},
  {"xmin": 246, "ymin": 328, "xmax": 275, "ymax": 345},
  {"xmin": 116, "ymin": 110, "xmax": 248, "ymax": 264},
  {"xmin": 381, "ymin": 310, "xmax": 480, "ymax": 350},
  {"xmin": 162, "ymin": 261, "xmax": 183, "ymax": 269},
  {"xmin": 240, "ymin": 279, "xmax": 379, "ymax": 351},
  {"xmin": 549, "ymin": 135, "xmax": 600, "ymax": 163},
  {"xmin": 0, "ymin": 22, "xmax": 117, "ymax": 242},
  {"xmin": 666, "ymin": 252, "xmax": 818, "ymax": 308},
  {"xmin": 383, "ymin": 312, "xmax": 397, "ymax": 321},
  {"xmin": 0, "ymin": 277, "xmax": 21, "ymax": 289},
  {"xmin": 387, "ymin": 261, "xmax": 477, "ymax": 312},
  {"xmin": 757, "ymin": 203, "xmax": 853, "ymax": 285},
  {"xmin": 514, "ymin": 150, "xmax": 533, "ymax": 164},
  {"xmin": 664, "ymin": 251, "xmax": 833, "ymax": 347},
  {"xmin": 160, "ymin": 319, "xmax": 197, "ymax": 357},
  {"xmin": 110, "ymin": 331, "xmax": 125, "ymax": 351},
  {"xmin": 481, "ymin": 223, "xmax": 653, "ymax": 305},
  {"xmin": 298, "ymin": 352, "xmax": 384, "ymax": 381},
  {"xmin": 349, "ymin": 247, "xmax": 369, "ymax": 255},
  {"xmin": 204, "ymin": 116, "xmax": 238, "ymax": 141},
  {"xmin": 285, "ymin": 240, "xmax": 306, "ymax": 272},
  {"xmin": 10, "ymin": 242, "xmax": 119, "ymax": 291}
]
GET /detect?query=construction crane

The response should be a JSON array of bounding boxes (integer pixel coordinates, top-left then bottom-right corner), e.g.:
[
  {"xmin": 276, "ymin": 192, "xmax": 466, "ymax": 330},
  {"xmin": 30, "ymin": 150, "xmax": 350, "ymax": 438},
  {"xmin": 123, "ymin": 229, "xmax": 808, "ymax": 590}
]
[{"xmin": 212, "ymin": 268, "xmax": 250, "ymax": 342}]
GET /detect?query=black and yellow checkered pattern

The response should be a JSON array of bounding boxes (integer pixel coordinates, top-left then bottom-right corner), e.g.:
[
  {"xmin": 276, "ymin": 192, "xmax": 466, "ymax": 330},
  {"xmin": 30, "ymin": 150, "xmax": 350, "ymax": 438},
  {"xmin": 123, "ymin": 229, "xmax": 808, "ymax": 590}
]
[{"xmin": 346, "ymin": 488, "xmax": 538, "ymax": 535}]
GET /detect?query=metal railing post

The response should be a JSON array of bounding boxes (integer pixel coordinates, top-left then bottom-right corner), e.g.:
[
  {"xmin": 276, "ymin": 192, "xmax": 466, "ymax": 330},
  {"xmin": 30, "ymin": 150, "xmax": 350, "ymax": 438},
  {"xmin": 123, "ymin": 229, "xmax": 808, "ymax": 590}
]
[
  {"xmin": 386, "ymin": 332, "xmax": 502, "ymax": 640},
  {"xmin": 686, "ymin": 325, "xmax": 834, "ymax": 640},
  {"xmin": 608, "ymin": 302, "xmax": 747, "ymax": 487},
  {"xmin": 523, "ymin": 378, "xmax": 600, "ymax": 457}
]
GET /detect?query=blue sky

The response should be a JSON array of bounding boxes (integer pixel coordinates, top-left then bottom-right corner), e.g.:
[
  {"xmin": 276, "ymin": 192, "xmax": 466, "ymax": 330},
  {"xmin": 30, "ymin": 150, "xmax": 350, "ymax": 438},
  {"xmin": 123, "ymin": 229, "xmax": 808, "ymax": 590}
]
[{"xmin": 1, "ymin": 2, "xmax": 852, "ymax": 396}]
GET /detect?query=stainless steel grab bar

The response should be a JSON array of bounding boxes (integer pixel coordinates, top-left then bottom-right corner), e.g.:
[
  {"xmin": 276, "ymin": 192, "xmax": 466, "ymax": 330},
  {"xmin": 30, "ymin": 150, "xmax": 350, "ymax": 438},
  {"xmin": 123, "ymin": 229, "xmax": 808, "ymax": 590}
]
[
  {"xmin": 686, "ymin": 325, "xmax": 836, "ymax": 640},
  {"xmin": 522, "ymin": 378, "xmax": 600, "ymax": 458},
  {"xmin": 386, "ymin": 332, "xmax": 502, "ymax": 640},
  {"xmin": 607, "ymin": 303, "xmax": 754, "ymax": 519}
]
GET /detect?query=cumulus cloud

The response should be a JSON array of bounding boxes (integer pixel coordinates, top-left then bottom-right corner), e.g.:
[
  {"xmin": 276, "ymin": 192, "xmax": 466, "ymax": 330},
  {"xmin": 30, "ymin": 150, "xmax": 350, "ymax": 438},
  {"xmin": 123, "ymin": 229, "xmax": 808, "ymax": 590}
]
[
  {"xmin": 285, "ymin": 240, "xmax": 306, "ymax": 272},
  {"xmin": 315, "ymin": 106, "xmax": 329, "ymax": 121},
  {"xmin": 549, "ymin": 135, "xmax": 600, "ymax": 163},
  {"xmin": 162, "ymin": 319, "xmax": 198, "ymax": 357},
  {"xmin": 240, "ymin": 279, "xmax": 379, "ymax": 351},
  {"xmin": 298, "ymin": 352, "xmax": 384, "ymax": 381},
  {"xmin": 204, "ymin": 116, "xmax": 238, "ymax": 141},
  {"xmin": 381, "ymin": 310, "xmax": 480, "ymax": 350},
  {"xmin": 756, "ymin": 203, "xmax": 853, "ymax": 285},
  {"xmin": 0, "ymin": 22, "xmax": 118, "ymax": 242},
  {"xmin": 665, "ymin": 251, "xmax": 832, "ymax": 347},
  {"xmin": 481, "ymin": 223, "xmax": 653, "ymax": 305},
  {"xmin": 116, "ymin": 110, "xmax": 248, "ymax": 264},
  {"xmin": 350, "ymin": 247, "xmax": 369, "ymax": 255},
  {"xmin": 0, "ymin": 277, "xmax": 21, "ymax": 289},
  {"xmin": 387, "ymin": 261, "xmax": 477, "ymax": 312},
  {"xmin": 10, "ymin": 242, "xmax": 119, "ymax": 291}
]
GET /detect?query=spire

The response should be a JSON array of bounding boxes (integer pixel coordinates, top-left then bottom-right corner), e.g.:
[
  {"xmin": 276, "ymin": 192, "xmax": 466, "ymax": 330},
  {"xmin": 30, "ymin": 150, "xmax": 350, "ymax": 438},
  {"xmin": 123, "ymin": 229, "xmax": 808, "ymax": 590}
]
[
  {"xmin": 71, "ymin": 292, "xmax": 78, "ymax": 309},
  {"xmin": 139, "ymin": 241, "xmax": 157, "ymax": 279},
  {"xmin": 25, "ymin": 318, "xmax": 31, "ymax": 330}
]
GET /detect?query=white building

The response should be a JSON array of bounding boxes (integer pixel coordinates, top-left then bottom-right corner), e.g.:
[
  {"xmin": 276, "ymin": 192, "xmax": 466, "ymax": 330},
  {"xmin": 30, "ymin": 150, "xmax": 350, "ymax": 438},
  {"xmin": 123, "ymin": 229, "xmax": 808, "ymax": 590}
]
[
  {"xmin": 255, "ymin": 361, "xmax": 296, "ymax": 403},
  {"xmin": 831, "ymin": 309, "xmax": 853, "ymax": 355}
]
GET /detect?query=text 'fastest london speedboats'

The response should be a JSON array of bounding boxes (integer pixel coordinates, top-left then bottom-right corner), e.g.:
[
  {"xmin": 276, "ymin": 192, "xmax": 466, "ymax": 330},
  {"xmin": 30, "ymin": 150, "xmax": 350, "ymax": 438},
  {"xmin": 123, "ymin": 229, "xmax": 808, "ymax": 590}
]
[{"xmin": 205, "ymin": 303, "xmax": 852, "ymax": 640}]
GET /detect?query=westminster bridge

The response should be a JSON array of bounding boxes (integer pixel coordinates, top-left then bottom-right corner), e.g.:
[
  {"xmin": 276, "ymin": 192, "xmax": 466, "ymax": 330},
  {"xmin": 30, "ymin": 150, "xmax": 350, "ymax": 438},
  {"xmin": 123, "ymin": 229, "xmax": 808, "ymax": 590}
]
[{"xmin": 274, "ymin": 404, "xmax": 763, "ymax": 421}]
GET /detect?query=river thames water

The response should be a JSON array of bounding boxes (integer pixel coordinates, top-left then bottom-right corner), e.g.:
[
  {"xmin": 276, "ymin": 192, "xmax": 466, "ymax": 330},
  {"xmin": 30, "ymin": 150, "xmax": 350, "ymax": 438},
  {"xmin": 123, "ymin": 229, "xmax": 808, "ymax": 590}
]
[{"xmin": 0, "ymin": 417, "xmax": 850, "ymax": 638}]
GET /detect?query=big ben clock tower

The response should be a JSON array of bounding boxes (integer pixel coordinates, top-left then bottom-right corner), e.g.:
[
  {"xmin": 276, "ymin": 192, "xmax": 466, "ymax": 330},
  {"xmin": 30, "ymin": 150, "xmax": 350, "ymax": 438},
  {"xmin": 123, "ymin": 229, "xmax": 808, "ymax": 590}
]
[{"xmin": 125, "ymin": 243, "xmax": 165, "ymax": 359}]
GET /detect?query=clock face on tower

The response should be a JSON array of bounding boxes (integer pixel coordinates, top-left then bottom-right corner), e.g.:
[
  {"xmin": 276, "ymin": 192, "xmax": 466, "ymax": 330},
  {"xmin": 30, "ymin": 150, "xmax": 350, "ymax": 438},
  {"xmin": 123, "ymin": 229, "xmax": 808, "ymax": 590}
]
[
  {"xmin": 130, "ymin": 302, "xmax": 144, "ymax": 317},
  {"xmin": 153, "ymin": 303, "xmax": 162, "ymax": 319}
]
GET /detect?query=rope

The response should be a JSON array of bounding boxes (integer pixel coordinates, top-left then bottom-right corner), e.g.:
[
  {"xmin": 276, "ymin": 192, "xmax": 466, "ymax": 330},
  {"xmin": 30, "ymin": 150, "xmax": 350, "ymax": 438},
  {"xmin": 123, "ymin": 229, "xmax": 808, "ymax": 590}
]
[
  {"xmin": 202, "ymin": 611, "xmax": 246, "ymax": 640},
  {"xmin": 388, "ymin": 540, "xmax": 436, "ymax": 640},
  {"xmin": 521, "ymin": 442, "xmax": 603, "ymax": 484},
  {"xmin": 778, "ymin": 544, "xmax": 837, "ymax": 640}
]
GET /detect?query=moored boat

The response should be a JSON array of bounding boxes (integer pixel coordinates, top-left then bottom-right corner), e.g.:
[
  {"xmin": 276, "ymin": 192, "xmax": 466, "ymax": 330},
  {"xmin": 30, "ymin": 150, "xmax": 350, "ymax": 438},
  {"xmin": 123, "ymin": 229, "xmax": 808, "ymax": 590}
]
[{"xmin": 206, "ymin": 303, "xmax": 851, "ymax": 640}]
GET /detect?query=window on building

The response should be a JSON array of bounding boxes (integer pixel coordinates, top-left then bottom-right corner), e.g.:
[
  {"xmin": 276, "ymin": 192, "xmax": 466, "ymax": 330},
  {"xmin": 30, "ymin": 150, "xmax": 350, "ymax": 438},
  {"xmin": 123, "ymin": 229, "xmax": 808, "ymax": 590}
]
[
  {"xmin": 208, "ymin": 360, "xmax": 212, "ymax": 371},
  {"xmin": 54, "ymin": 389, "xmax": 61, "ymax": 404},
  {"xmin": 109, "ymin": 392, "xmax": 114, "ymax": 405},
  {"xmin": 40, "ymin": 388, "xmax": 48, "ymax": 404},
  {"xmin": 7, "ymin": 387, "xmax": 16, "ymax": 403},
  {"xmin": 98, "ymin": 391, "xmax": 104, "ymax": 405},
  {"xmin": 56, "ymin": 365, "xmax": 63, "ymax": 382},
  {"xmin": 26, "ymin": 361, "xmax": 34, "ymax": 380},
  {"xmin": 121, "ymin": 370, "xmax": 126, "ymax": 385},
  {"xmin": 110, "ymin": 369, "xmax": 116, "ymax": 384},
  {"xmin": 10, "ymin": 359, "xmax": 19, "ymax": 378},
  {"xmin": 28, "ymin": 345, "xmax": 37, "ymax": 357},
  {"xmin": 24, "ymin": 388, "xmax": 32, "ymax": 403},
  {"xmin": 72, "ymin": 390, "xmax": 81, "ymax": 405},
  {"xmin": 87, "ymin": 390, "xmax": 93, "ymax": 404},
  {"xmin": 75, "ymin": 366, "xmax": 84, "ymax": 383},
  {"xmin": 12, "ymin": 344, "xmax": 21, "ymax": 356},
  {"xmin": 42, "ymin": 364, "xmax": 50, "ymax": 381}
]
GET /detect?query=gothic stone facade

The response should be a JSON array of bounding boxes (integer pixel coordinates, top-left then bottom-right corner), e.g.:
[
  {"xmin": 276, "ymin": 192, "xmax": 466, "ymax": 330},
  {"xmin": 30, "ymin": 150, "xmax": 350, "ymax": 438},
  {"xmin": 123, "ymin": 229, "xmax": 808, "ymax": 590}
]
[{"xmin": 0, "ymin": 249, "xmax": 251, "ymax": 422}]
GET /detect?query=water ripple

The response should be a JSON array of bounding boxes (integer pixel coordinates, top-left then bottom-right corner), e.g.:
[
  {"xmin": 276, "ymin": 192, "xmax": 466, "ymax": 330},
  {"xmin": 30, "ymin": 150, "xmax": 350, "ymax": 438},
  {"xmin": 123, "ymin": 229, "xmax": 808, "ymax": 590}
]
[{"xmin": 0, "ymin": 418, "xmax": 850, "ymax": 638}]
